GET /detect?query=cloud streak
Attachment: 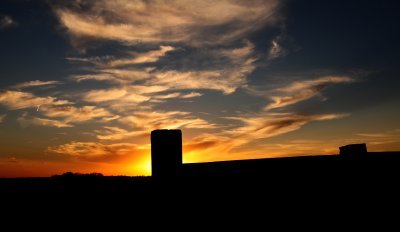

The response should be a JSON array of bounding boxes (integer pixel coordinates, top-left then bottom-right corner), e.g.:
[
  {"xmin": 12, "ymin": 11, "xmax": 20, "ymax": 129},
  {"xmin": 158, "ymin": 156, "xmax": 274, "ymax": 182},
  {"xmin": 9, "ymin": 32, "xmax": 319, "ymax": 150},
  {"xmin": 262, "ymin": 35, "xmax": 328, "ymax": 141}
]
[
  {"xmin": 68, "ymin": 46, "xmax": 174, "ymax": 68},
  {"xmin": 41, "ymin": 105, "xmax": 114, "ymax": 123},
  {"xmin": 13, "ymin": 80, "xmax": 61, "ymax": 89},
  {"xmin": 226, "ymin": 113, "xmax": 349, "ymax": 141},
  {"xmin": 0, "ymin": 91, "xmax": 71, "ymax": 110},
  {"xmin": 48, "ymin": 141, "xmax": 142, "ymax": 157},
  {"xmin": 54, "ymin": 0, "xmax": 281, "ymax": 45},
  {"xmin": 265, "ymin": 76, "xmax": 353, "ymax": 110},
  {"xmin": 17, "ymin": 112, "xmax": 73, "ymax": 128}
]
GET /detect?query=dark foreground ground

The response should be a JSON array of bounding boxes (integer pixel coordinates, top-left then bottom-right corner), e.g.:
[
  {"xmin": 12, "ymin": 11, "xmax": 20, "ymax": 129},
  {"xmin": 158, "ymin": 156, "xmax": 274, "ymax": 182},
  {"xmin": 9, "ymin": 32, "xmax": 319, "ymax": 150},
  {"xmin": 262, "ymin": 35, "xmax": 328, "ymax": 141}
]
[
  {"xmin": 2, "ymin": 152, "xmax": 400, "ymax": 196},
  {"xmin": 1, "ymin": 153, "xmax": 400, "ymax": 226}
]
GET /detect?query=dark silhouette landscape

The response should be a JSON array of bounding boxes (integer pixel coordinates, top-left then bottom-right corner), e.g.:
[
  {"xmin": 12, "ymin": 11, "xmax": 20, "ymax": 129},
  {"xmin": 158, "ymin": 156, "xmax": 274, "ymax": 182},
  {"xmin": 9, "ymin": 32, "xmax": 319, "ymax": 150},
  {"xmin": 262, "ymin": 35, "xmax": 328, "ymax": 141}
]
[{"xmin": 1, "ymin": 129, "xmax": 400, "ymax": 199}]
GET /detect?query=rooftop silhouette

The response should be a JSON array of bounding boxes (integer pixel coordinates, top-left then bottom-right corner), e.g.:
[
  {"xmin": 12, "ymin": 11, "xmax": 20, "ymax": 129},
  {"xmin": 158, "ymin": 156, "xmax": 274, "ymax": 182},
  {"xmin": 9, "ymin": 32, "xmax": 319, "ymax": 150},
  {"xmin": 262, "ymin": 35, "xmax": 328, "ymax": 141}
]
[{"xmin": 151, "ymin": 129, "xmax": 400, "ymax": 180}]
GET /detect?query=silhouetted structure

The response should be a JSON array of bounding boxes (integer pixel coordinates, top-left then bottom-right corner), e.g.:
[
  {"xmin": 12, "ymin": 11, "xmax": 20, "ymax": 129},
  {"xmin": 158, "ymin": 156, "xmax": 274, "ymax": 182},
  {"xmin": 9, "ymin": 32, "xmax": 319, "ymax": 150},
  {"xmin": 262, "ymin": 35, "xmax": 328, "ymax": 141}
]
[
  {"xmin": 1, "ymin": 130, "xmax": 399, "ymax": 197},
  {"xmin": 151, "ymin": 129, "xmax": 182, "ymax": 179},
  {"xmin": 339, "ymin": 143, "xmax": 367, "ymax": 156},
  {"xmin": 150, "ymin": 130, "xmax": 400, "ymax": 180}
]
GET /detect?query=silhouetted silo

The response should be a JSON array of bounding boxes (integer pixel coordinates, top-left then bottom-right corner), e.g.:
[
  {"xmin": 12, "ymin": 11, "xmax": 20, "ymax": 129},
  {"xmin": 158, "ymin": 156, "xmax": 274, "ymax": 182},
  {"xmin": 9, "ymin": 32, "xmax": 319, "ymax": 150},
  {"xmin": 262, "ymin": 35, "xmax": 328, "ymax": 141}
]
[{"xmin": 151, "ymin": 129, "xmax": 182, "ymax": 179}]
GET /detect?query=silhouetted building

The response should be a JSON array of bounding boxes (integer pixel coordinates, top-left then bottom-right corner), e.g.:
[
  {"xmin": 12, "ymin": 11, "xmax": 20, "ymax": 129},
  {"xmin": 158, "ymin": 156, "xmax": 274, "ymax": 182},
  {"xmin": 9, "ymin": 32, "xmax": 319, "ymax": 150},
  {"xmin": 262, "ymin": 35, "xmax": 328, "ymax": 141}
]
[
  {"xmin": 339, "ymin": 143, "xmax": 367, "ymax": 156},
  {"xmin": 150, "ymin": 130, "xmax": 400, "ymax": 180},
  {"xmin": 151, "ymin": 129, "xmax": 182, "ymax": 179}
]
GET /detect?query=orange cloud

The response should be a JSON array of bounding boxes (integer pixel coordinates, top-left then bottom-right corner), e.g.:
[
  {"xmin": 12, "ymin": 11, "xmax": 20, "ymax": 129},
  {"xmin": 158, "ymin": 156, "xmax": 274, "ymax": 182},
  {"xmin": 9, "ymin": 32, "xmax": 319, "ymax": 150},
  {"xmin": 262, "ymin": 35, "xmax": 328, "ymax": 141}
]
[
  {"xmin": 48, "ymin": 141, "xmax": 143, "ymax": 158},
  {"xmin": 83, "ymin": 88, "xmax": 128, "ymax": 102},
  {"xmin": 69, "ymin": 46, "xmax": 173, "ymax": 68},
  {"xmin": 0, "ymin": 90, "xmax": 71, "ymax": 110},
  {"xmin": 107, "ymin": 46, "xmax": 175, "ymax": 67},
  {"xmin": 17, "ymin": 112, "xmax": 73, "ymax": 128},
  {"xmin": 54, "ymin": 0, "xmax": 281, "ymax": 45},
  {"xmin": 13, "ymin": 80, "xmax": 61, "ymax": 89},
  {"xmin": 41, "ymin": 105, "xmax": 114, "ymax": 123}
]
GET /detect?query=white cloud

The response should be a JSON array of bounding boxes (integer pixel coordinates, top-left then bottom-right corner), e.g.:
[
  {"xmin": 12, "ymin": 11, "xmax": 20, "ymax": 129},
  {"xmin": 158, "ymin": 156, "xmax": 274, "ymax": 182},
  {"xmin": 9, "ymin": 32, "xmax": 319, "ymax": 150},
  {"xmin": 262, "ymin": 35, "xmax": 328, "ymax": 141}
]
[
  {"xmin": 13, "ymin": 80, "xmax": 61, "ymax": 89},
  {"xmin": 265, "ymin": 76, "xmax": 353, "ymax": 110},
  {"xmin": 0, "ymin": 90, "xmax": 71, "ymax": 110}
]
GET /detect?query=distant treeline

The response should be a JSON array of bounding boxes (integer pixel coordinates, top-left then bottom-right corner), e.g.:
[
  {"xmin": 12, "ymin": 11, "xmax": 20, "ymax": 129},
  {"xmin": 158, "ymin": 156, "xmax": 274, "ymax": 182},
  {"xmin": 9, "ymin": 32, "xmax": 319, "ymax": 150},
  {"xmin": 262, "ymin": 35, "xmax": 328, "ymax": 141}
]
[{"xmin": 51, "ymin": 172, "xmax": 104, "ymax": 178}]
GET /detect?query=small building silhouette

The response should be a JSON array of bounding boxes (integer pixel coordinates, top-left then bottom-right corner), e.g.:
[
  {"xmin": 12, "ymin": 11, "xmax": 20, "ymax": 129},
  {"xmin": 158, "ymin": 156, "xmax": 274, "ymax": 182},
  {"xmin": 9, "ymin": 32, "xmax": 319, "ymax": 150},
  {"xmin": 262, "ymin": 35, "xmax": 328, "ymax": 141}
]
[
  {"xmin": 339, "ymin": 143, "xmax": 367, "ymax": 156},
  {"xmin": 151, "ymin": 129, "xmax": 182, "ymax": 179}
]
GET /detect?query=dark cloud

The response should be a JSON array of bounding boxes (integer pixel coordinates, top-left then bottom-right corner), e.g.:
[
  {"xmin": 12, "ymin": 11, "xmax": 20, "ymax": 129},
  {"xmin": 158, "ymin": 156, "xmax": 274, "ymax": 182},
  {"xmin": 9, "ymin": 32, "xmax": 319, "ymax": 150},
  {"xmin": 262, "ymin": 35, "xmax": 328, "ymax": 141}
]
[{"xmin": 0, "ymin": 15, "xmax": 16, "ymax": 29}]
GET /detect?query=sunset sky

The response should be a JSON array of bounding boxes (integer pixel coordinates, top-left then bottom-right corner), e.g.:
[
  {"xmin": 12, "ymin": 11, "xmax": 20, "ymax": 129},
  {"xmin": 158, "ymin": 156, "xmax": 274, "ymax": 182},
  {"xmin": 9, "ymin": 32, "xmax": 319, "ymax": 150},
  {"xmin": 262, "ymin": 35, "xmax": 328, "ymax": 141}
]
[{"xmin": 1, "ymin": 0, "xmax": 399, "ymax": 177}]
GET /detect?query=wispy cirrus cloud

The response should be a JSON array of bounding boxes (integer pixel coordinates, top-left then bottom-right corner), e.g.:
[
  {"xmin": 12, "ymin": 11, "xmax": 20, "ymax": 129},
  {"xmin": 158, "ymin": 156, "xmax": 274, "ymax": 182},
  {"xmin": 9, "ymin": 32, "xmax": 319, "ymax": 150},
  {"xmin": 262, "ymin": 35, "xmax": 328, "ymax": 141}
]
[
  {"xmin": 13, "ymin": 80, "xmax": 61, "ymax": 89},
  {"xmin": 95, "ymin": 118, "xmax": 215, "ymax": 141},
  {"xmin": 95, "ymin": 127, "xmax": 145, "ymax": 141},
  {"xmin": 153, "ymin": 92, "xmax": 203, "ymax": 100},
  {"xmin": 357, "ymin": 133, "xmax": 389, "ymax": 138},
  {"xmin": 107, "ymin": 46, "xmax": 175, "ymax": 67},
  {"xmin": 0, "ymin": 90, "xmax": 71, "ymax": 110},
  {"xmin": 40, "ymin": 105, "xmax": 114, "ymax": 123},
  {"xmin": 68, "ymin": 46, "xmax": 174, "ymax": 68},
  {"xmin": 226, "ymin": 113, "xmax": 349, "ymax": 142},
  {"xmin": 119, "ymin": 111, "xmax": 215, "ymax": 130},
  {"xmin": 81, "ymin": 87, "xmax": 153, "ymax": 110},
  {"xmin": 183, "ymin": 112, "xmax": 349, "ymax": 161},
  {"xmin": 71, "ymin": 41, "xmax": 257, "ymax": 97},
  {"xmin": 53, "ymin": 0, "xmax": 281, "ymax": 46},
  {"xmin": 72, "ymin": 68, "xmax": 154, "ymax": 84},
  {"xmin": 150, "ymin": 64, "xmax": 254, "ymax": 95},
  {"xmin": 265, "ymin": 76, "xmax": 353, "ymax": 110},
  {"xmin": 48, "ymin": 141, "xmax": 142, "ymax": 157},
  {"xmin": 17, "ymin": 112, "xmax": 73, "ymax": 128},
  {"xmin": 82, "ymin": 88, "xmax": 129, "ymax": 102}
]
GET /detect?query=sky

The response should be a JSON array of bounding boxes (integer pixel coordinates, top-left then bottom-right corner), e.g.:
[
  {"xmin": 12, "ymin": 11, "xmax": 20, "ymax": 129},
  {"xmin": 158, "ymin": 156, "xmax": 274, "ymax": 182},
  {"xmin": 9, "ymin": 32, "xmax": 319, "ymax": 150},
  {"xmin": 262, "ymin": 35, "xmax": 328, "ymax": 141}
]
[{"xmin": 1, "ymin": 0, "xmax": 400, "ymax": 177}]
